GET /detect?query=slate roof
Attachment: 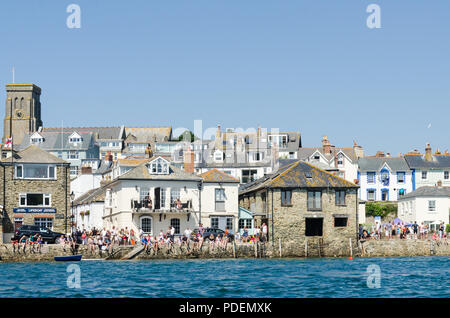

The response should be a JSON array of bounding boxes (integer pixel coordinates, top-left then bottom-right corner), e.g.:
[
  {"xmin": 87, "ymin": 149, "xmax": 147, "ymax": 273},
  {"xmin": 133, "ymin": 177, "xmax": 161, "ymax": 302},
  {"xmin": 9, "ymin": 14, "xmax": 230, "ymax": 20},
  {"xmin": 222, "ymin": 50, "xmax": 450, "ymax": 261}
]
[
  {"xmin": 404, "ymin": 154, "xmax": 450, "ymax": 169},
  {"xmin": 399, "ymin": 186, "xmax": 450, "ymax": 200},
  {"xmin": 198, "ymin": 169, "xmax": 240, "ymax": 183},
  {"xmin": 73, "ymin": 186, "xmax": 106, "ymax": 205},
  {"xmin": 239, "ymin": 160, "xmax": 358, "ymax": 195},
  {"xmin": 43, "ymin": 127, "xmax": 123, "ymax": 140},
  {"xmin": 17, "ymin": 131, "xmax": 95, "ymax": 151},
  {"xmin": 117, "ymin": 158, "xmax": 201, "ymax": 182},
  {"xmin": 124, "ymin": 127, "xmax": 172, "ymax": 143},
  {"xmin": 298, "ymin": 147, "xmax": 357, "ymax": 162},
  {"xmin": 358, "ymin": 157, "xmax": 410, "ymax": 172},
  {"xmin": 0, "ymin": 145, "xmax": 68, "ymax": 164}
]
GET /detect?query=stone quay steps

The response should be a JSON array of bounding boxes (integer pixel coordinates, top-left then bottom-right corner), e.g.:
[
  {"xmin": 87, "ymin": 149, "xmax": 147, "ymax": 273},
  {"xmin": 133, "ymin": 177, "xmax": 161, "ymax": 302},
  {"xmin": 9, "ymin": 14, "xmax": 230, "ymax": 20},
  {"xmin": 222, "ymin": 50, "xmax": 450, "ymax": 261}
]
[{"xmin": 120, "ymin": 245, "xmax": 145, "ymax": 260}]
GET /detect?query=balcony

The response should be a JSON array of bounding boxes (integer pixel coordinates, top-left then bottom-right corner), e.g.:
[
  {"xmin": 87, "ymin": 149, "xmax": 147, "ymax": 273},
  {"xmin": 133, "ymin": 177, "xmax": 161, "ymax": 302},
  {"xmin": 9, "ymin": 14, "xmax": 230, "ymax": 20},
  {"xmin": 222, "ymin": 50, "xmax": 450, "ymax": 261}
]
[{"xmin": 131, "ymin": 199, "xmax": 193, "ymax": 213}]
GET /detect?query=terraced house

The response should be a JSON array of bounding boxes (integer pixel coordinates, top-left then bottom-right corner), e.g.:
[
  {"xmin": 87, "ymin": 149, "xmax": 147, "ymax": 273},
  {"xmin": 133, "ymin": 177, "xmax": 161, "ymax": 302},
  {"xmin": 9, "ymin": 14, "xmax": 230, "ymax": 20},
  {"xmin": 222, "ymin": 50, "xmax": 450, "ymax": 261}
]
[
  {"xmin": 0, "ymin": 145, "xmax": 70, "ymax": 243},
  {"xmin": 239, "ymin": 160, "xmax": 359, "ymax": 257}
]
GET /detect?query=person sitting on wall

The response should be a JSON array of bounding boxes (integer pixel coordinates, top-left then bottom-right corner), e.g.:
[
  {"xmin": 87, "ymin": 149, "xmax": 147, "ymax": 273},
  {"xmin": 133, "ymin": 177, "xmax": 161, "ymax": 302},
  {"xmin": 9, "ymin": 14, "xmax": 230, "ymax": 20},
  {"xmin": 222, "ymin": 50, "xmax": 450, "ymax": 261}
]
[
  {"xmin": 11, "ymin": 238, "xmax": 19, "ymax": 253},
  {"xmin": 176, "ymin": 199, "xmax": 182, "ymax": 210},
  {"xmin": 147, "ymin": 198, "xmax": 153, "ymax": 210}
]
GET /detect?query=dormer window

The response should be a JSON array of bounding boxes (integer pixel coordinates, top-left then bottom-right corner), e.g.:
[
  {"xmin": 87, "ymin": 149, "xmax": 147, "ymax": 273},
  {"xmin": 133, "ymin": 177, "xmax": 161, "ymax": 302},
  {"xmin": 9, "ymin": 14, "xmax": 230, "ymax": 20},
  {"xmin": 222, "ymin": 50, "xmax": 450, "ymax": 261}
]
[
  {"xmin": 149, "ymin": 157, "xmax": 169, "ymax": 175},
  {"xmin": 69, "ymin": 132, "xmax": 83, "ymax": 144},
  {"xmin": 30, "ymin": 132, "xmax": 44, "ymax": 144},
  {"xmin": 214, "ymin": 150, "xmax": 224, "ymax": 162}
]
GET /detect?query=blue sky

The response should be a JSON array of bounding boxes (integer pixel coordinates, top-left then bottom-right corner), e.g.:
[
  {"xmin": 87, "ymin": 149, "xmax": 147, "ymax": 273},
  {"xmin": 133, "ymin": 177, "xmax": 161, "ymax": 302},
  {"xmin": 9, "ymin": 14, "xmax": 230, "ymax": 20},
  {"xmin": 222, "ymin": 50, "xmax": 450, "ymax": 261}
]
[{"xmin": 0, "ymin": 1, "xmax": 449, "ymax": 155}]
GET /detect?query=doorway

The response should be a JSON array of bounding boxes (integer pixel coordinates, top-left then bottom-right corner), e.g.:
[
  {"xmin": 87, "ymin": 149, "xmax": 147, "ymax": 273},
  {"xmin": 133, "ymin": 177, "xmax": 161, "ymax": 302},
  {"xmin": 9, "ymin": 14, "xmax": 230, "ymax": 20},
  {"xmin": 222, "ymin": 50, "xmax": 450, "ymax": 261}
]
[
  {"xmin": 305, "ymin": 218, "xmax": 323, "ymax": 236},
  {"xmin": 154, "ymin": 187, "xmax": 161, "ymax": 210}
]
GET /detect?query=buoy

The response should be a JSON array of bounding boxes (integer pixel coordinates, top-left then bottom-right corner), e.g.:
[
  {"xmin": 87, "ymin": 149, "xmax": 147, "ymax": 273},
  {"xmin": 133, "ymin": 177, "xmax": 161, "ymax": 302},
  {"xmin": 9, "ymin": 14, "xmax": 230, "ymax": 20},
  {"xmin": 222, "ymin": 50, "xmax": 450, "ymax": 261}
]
[{"xmin": 348, "ymin": 256, "xmax": 353, "ymax": 260}]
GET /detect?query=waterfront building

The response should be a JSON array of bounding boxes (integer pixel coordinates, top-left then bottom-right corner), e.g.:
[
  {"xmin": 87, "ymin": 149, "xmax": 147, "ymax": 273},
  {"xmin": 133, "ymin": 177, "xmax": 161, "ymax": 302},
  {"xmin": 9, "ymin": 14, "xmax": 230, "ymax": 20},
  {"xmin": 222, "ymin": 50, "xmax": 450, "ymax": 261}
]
[
  {"xmin": 404, "ymin": 144, "xmax": 450, "ymax": 190},
  {"xmin": 0, "ymin": 145, "xmax": 70, "ymax": 242},
  {"xmin": 398, "ymin": 183, "xmax": 450, "ymax": 232},
  {"xmin": 195, "ymin": 125, "xmax": 302, "ymax": 184},
  {"xmin": 358, "ymin": 156, "xmax": 413, "ymax": 202},
  {"xmin": 238, "ymin": 160, "xmax": 359, "ymax": 246},
  {"xmin": 121, "ymin": 126, "xmax": 173, "ymax": 158},
  {"xmin": 72, "ymin": 186, "xmax": 106, "ymax": 232},
  {"xmin": 297, "ymin": 136, "xmax": 363, "ymax": 183},
  {"xmin": 17, "ymin": 130, "xmax": 99, "ymax": 179}
]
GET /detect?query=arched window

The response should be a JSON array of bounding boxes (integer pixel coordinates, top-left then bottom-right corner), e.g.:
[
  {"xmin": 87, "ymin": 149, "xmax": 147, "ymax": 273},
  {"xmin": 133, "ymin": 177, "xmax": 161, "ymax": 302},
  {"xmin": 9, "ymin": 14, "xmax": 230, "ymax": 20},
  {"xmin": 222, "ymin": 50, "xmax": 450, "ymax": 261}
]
[
  {"xmin": 170, "ymin": 218, "xmax": 180, "ymax": 234},
  {"xmin": 140, "ymin": 216, "xmax": 153, "ymax": 234}
]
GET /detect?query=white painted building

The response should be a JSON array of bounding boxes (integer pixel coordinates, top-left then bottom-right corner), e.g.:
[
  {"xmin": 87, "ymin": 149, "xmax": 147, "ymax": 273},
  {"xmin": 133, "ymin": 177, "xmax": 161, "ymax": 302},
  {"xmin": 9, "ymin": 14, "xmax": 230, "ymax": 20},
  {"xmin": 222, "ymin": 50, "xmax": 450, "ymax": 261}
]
[
  {"xmin": 102, "ymin": 157, "xmax": 240, "ymax": 236},
  {"xmin": 358, "ymin": 157, "xmax": 413, "ymax": 202},
  {"xmin": 404, "ymin": 144, "xmax": 450, "ymax": 190},
  {"xmin": 72, "ymin": 187, "xmax": 105, "ymax": 231},
  {"xmin": 398, "ymin": 186, "xmax": 450, "ymax": 231}
]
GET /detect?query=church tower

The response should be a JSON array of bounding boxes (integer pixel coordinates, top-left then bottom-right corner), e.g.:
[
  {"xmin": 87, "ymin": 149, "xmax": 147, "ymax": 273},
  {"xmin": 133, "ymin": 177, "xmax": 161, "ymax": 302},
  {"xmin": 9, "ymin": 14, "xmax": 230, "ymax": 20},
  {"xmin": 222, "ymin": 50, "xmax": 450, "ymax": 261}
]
[{"xmin": 3, "ymin": 84, "xmax": 43, "ymax": 146}]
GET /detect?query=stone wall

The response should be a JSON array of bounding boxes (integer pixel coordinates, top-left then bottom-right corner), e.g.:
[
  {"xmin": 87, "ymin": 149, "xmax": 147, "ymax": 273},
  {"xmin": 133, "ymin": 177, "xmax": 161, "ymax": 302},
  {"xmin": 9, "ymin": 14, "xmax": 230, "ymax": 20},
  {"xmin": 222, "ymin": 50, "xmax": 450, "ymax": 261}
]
[
  {"xmin": 2, "ymin": 239, "xmax": 449, "ymax": 262},
  {"xmin": 0, "ymin": 164, "xmax": 70, "ymax": 240}
]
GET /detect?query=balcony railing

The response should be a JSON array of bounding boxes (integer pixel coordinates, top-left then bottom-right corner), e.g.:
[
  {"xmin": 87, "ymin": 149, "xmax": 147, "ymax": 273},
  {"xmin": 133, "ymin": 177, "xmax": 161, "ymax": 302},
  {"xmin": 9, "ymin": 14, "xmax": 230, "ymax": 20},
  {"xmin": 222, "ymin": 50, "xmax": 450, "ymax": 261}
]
[{"xmin": 131, "ymin": 199, "xmax": 193, "ymax": 213}]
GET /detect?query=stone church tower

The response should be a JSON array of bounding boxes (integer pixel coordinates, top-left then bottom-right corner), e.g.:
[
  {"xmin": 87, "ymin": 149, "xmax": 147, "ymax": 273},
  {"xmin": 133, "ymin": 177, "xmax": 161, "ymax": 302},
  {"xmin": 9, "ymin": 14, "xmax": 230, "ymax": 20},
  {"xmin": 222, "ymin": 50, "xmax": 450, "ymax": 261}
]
[{"xmin": 3, "ymin": 84, "xmax": 43, "ymax": 146}]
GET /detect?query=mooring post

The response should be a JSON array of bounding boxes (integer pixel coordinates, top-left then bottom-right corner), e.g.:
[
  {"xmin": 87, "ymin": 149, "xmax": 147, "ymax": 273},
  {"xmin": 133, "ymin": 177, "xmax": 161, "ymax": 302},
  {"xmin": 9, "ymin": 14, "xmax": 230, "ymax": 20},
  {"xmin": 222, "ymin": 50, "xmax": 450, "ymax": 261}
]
[
  {"xmin": 254, "ymin": 241, "xmax": 258, "ymax": 258},
  {"xmin": 279, "ymin": 238, "xmax": 282, "ymax": 258},
  {"xmin": 233, "ymin": 241, "xmax": 236, "ymax": 258},
  {"xmin": 305, "ymin": 239, "xmax": 308, "ymax": 258},
  {"xmin": 349, "ymin": 238, "xmax": 353, "ymax": 258}
]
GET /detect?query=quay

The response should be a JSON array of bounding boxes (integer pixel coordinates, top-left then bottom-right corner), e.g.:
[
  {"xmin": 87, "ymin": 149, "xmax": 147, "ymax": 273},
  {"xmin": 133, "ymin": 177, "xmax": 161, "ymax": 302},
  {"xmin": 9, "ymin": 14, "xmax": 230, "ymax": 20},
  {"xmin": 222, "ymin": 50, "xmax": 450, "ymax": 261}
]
[{"xmin": 1, "ymin": 239, "xmax": 449, "ymax": 262}]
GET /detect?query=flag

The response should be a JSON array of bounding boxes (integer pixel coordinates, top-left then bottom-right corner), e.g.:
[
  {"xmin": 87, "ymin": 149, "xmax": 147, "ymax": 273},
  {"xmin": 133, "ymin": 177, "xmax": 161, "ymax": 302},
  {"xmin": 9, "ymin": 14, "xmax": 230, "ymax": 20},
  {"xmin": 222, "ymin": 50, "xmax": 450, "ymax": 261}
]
[{"xmin": 4, "ymin": 137, "xmax": 12, "ymax": 149}]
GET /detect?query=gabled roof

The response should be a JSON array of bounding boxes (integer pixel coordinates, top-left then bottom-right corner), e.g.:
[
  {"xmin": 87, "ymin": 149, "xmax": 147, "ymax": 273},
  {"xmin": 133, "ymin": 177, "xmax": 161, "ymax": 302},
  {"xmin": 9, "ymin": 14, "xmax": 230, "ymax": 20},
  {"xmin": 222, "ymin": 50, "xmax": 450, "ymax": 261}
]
[
  {"xmin": 73, "ymin": 186, "xmax": 106, "ymax": 205},
  {"xmin": 404, "ymin": 154, "xmax": 450, "ymax": 169},
  {"xmin": 0, "ymin": 145, "xmax": 68, "ymax": 164},
  {"xmin": 399, "ymin": 186, "xmax": 450, "ymax": 200},
  {"xmin": 239, "ymin": 160, "xmax": 357, "ymax": 195},
  {"xmin": 198, "ymin": 169, "xmax": 240, "ymax": 183},
  {"xmin": 117, "ymin": 157, "xmax": 201, "ymax": 181},
  {"xmin": 298, "ymin": 147, "xmax": 357, "ymax": 163},
  {"xmin": 17, "ymin": 131, "xmax": 95, "ymax": 151},
  {"xmin": 358, "ymin": 157, "xmax": 409, "ymax": 172},
  {"xmin": 43, "ymin": 127, "xmax": 123, "ymax": 140},
  {"xmin": 124, "ymin": 127, "xmax": 172, "ymax": 143}
]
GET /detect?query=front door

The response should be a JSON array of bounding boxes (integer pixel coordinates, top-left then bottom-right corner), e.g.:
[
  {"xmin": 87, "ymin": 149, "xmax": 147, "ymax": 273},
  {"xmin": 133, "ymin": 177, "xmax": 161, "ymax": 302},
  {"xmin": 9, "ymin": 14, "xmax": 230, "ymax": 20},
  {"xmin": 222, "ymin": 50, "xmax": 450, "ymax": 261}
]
[{"xmin": 155, "ymin": 187, "xmax": 161, "ymax": 210}]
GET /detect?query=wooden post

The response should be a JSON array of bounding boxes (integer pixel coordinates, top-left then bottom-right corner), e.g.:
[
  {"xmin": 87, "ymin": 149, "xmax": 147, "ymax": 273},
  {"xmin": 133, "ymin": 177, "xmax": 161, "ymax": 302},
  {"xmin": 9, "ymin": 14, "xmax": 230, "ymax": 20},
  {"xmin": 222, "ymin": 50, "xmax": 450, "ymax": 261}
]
[
  {"xmin": 279, "ymin": 238, "xmax": 282, "ymax": 258},
  {"xmin": 349, "ymin": 238, "xmax": 353, "ymax": 258},
  {"xmin": 305, "ymin": 239, "xmax": 308, "ymax": 258},
  {"xmin": 318, "ymin": 240, "xmax": 321, "ymax": 258},
  {"xmin": 254, "ymin": 241, "xmax": 258, "ymax": 258},
  {"xmin": 233, "ymin": 241, "xmax": 236, "ymax": 258}
]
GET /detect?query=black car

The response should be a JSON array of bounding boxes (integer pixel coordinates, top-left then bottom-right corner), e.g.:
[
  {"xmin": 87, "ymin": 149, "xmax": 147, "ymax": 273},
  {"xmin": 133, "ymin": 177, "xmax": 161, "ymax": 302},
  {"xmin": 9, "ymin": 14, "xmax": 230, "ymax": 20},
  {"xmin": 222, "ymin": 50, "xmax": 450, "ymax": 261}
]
[
  {"xmin": 191, "ymin": 228, "xmax": 234, "ymax": 241},
  {"xmin": 13, "ymin": 225, "xmax": 65, "ymax": 244}
]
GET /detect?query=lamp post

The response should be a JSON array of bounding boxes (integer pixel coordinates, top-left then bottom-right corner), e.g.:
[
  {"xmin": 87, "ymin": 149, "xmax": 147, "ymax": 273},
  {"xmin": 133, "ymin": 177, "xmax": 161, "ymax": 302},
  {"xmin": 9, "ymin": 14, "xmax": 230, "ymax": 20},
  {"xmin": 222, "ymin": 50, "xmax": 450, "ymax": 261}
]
[
  {"xmin": 197, "ymin": 181, "xmax": 203, "ymax": 226},
  {"xmin": 70, "ymin": 191, "xmax": 75, "ymax": 235}
]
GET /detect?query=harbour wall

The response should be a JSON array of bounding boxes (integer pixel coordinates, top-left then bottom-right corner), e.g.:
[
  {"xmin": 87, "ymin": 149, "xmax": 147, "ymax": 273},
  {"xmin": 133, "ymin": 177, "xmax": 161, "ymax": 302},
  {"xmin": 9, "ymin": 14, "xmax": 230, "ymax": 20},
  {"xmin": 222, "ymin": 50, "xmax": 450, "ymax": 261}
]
[{"xmin": 1, "ymin": 239, "xmax": 449, "ymax": 262}]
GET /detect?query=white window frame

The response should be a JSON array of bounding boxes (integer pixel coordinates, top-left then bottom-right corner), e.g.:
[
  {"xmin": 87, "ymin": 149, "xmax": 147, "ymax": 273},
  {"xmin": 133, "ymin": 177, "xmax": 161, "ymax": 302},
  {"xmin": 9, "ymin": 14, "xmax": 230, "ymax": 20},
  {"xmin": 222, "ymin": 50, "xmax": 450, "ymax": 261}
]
[
  {"xmin": 15, "ymin": 164, "xmax": 57, "ymax": 180},
  {"xmin": 140, "ymin": 216, "xmax": 153, "ymax": 234},
  {"xmin": 428, "ymin": 200, "xmax": 436, "ymax": 212},
  {"xmin": 19, "ymin": 193, "xmax": 51, "ymax": 207}
]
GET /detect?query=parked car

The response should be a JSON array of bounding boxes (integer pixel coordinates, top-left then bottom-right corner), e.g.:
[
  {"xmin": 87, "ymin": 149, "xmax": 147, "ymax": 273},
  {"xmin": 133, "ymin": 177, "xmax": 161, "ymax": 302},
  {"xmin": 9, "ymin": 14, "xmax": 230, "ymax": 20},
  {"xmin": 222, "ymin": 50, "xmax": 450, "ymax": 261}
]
[
  {"xmin": 191, "ymin": 227, "xmax": 234, "ymax": 241},
  {"xmin": 13, "ymin": 225, "xmax": 65, "ymax": 244}
]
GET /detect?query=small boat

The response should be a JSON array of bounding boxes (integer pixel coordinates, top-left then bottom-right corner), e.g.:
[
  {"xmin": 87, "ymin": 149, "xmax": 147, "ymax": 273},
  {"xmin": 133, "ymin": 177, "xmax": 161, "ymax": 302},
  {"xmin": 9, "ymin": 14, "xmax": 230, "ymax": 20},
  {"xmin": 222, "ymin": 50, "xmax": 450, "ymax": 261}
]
[{"xmin": 54, "ymin": 254, "xmax": 82, "ymax": 262}]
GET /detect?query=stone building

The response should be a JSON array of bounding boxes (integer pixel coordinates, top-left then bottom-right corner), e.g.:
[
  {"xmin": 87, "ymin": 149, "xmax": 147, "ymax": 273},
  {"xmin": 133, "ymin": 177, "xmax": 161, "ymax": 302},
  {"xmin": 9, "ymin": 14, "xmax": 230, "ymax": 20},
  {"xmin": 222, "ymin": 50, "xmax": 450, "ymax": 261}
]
[
  {"xmin": 0, "ymin": 145, "xmax": 70, "ymax": 242},
  {"xmin": 239, "ymin": 160, "xmax": 359, "ymax": 256}
]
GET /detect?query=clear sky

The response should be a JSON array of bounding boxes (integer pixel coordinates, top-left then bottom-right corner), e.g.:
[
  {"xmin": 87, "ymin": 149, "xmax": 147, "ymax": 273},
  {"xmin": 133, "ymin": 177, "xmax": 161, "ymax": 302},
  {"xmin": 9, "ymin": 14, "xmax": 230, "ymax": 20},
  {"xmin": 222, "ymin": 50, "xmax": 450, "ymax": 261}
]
[{"xmin": 0, "ymin": 1, "xmax": 449, "ymax": 155}]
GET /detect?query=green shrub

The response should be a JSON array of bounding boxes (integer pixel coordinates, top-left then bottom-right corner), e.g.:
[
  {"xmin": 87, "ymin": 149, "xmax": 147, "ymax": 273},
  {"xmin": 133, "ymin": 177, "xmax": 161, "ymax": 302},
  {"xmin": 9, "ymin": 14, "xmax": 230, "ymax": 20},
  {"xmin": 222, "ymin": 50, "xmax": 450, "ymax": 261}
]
[
  {"xmin": 446, "ymin": 224, "xmax": 450, "ymax": 234},
  {"xmin": 365, "ymin": 202, "xmax": 397, "ymax": 218}
]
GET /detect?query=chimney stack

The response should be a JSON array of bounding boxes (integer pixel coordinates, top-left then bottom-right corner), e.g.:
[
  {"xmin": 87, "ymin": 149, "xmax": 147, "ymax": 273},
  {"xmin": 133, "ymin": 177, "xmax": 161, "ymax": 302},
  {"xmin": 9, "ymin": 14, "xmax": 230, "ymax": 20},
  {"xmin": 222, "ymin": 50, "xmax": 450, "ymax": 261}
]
[
  {"xmin": 435, "ymin": 148, "xmax": 441, "ymax": 155},
  {"xmin": 425, "ymin": 143, "xmax": 432, "ymax": 162},
  {"xmin": 183, "ymin": 147, "xmax": 195, "ymax": 174},
  {"xmin": 81, "ymin": 166, "xmax": 92, "ymax": 174},
  {"xmin": 375, "ymin": 151, "xmax": 385, "ymax": 158},
  {"xmin": 353, "ymin": 140, "xmax": 364, "ymax": 159},
  {"xmin": 322, "ymin": 136, "xmax": 331, "ymax": 154}
]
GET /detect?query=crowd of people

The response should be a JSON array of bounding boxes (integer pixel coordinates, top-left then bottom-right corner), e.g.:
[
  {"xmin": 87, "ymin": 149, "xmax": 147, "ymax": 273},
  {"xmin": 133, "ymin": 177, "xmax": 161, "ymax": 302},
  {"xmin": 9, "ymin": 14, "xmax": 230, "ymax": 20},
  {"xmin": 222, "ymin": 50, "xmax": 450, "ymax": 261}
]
[
  {"xmin": 359, "ymin": 221, "xmax": 448, "ymax": 243},
  {"xmin": 11, "ymin": 233, "xmax": 45, "ymax": 254}
]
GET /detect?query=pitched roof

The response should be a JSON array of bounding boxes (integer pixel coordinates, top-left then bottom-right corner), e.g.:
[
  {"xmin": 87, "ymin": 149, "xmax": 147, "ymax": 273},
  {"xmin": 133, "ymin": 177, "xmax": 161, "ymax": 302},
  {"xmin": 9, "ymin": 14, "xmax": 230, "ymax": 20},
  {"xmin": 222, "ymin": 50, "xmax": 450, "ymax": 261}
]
[
  {"xmin": 239, "ymin": 160, "xmax": 357, "ymax": 194},
  {"xmin": 124, "ymin": 127, "xmax": 172, "ymax": 143},
  {"xmin": 43, "ymin": 127, "xmax": 123, "ymax": 140},
  {"xmin": 1, "ymin": 145, "xmax": 68, "ymax": 164},
  {"xmin": 198, "ymin": 169, "xmax": 240, "ymax": 183},
  {"xmin": 73, "ymin": 187, "xmax": 106, "ymax": 205},
  {"xmin": 117, "ymin": 158, "xmax": 201, "ymax": 181},
  {"xmin": 17, "ymin": 131, "xmax": 95, "ymax": 151},
  {"xmin": 399, "ymin": 186, "xmax": 450, "ymax": 199},
  {"xmin": 298, "ymin": 147, "xmax": 357, "ymax": 162},
  {"xmin": 358, "ymin": 157, "xmax": 409, "ymax": 171},
  {"xmin": 404, "ymin": 154, "xmax": 450, "ymax": 169}
]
